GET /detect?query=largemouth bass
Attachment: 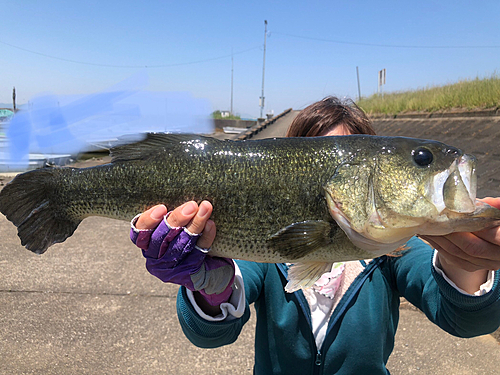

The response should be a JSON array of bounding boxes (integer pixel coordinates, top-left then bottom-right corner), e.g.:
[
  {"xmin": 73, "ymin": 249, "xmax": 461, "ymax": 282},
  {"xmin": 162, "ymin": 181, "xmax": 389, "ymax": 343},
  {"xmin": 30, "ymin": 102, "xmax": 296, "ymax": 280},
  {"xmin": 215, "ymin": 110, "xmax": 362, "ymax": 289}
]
[{"xmin": 1, "ymin": 133, "xmax": 500, "ymax": 291}]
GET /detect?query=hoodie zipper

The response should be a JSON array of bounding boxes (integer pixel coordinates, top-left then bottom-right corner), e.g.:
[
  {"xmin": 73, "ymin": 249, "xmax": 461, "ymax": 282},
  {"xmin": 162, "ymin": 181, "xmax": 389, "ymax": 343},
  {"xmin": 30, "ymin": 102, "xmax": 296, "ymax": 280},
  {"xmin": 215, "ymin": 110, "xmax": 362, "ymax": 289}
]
[
  {"xmin": 277, "ymin": 264, "xmax": 321, "ymax": 372},
  {"xmin": 318, "ymin": 257, "xmax": 385, "ymax": 352},
  {"xmin": 278, "ymin": 264, "xmax": 325, "ymax": 374},
  {"xmin": 315, "ymin": 350, "xmax": 322, "ymax": 366},
  {"xmin": 296, "ymin": 290, "xmax": 323, "ymax": 375},
  {"xmin": 277, "ymin": 258, "xmax": 384, "ymax": 373}
]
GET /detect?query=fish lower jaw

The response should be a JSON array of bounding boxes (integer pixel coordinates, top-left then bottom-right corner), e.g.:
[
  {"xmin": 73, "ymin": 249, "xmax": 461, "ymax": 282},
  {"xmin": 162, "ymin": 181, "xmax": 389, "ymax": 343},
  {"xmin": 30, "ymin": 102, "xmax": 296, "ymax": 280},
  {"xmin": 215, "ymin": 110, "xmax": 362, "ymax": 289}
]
[
  {"xmin": 344, "ymin": 225, "xmax": 413, "ymax": 256},
  {"xmin": 413, "ymin": 213, "xmax": 497, "ymax": 236},
  {"xmin": 328, "ymin": 202, "xmax": 412, "ymax": 256}
]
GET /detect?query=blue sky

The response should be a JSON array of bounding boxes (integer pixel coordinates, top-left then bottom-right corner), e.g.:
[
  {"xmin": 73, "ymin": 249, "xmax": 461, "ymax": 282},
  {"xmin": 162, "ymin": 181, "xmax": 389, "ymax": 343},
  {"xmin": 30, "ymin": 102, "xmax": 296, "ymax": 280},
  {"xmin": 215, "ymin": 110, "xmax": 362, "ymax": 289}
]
[{"xmin": 1, "ymin": 1, "xmax": 499, "ymax": 118}]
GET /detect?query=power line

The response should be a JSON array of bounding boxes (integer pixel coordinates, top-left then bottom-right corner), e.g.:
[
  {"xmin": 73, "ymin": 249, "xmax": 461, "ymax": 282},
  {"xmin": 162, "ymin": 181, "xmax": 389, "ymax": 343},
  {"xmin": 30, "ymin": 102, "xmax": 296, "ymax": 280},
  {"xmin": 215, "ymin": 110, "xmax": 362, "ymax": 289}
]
[
  {"xmin": 272, "ymin": 31, "xmax": 500, "ymax": 49},
  {"xmin": 0, "ymin": 39, "xmax": 260, "ymax": 68}
]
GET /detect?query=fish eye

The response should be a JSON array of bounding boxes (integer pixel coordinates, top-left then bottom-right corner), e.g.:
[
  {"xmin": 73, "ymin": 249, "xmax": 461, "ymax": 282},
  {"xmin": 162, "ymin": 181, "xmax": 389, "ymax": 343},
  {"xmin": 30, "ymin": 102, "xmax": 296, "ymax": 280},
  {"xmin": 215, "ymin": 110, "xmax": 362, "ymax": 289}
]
[{"xmin": 413, "ymin": 148, "xmax": 433, "ymax": 167}]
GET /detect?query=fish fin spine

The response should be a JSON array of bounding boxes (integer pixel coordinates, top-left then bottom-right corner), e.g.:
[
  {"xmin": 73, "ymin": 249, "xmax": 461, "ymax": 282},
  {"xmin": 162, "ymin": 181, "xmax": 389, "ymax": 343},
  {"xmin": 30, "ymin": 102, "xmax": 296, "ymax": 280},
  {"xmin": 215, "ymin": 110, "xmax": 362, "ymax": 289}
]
[
  {"xmin": 285, "ymin": 262, "xmax": 334, "ymax": 293},
  {"xmin": 110, "ymin": 133, "xmax": 220, "ymax": 163},
  {"xmin": 267, "ymin": 220, "xmax": 332, "ymax": 260}
]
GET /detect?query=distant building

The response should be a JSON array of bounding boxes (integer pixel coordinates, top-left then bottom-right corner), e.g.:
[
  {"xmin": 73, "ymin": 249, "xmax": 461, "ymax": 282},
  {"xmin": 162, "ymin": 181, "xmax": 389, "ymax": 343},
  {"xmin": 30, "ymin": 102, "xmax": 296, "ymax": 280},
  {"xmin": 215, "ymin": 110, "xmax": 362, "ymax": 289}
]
[
  {"xmin": 220, "ymin": 110, "xmax": 231, "ymax": 118},
  {"xmin": 0, "ymin": 108, "xmax": 14, "ymax": 123}
]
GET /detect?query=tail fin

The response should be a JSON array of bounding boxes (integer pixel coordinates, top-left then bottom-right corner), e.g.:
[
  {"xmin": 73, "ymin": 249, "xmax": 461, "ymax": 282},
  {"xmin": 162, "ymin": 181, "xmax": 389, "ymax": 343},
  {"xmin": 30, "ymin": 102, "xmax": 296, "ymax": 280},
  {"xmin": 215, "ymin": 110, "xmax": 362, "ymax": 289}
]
[{"xmin": 0, "ymin": 168, "xmax": 81, "ymax": 254}]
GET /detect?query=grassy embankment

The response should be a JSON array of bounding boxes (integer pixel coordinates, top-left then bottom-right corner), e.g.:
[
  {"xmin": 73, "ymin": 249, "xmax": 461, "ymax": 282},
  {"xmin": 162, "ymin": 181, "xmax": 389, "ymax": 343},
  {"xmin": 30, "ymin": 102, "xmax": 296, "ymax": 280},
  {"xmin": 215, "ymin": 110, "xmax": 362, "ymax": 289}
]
[
  {"xmin": 357, "ymin": 74, "xmax": 500, "ymax": 115},
  {"xmin": 211, "ymin": 110, "xmax": 241, "ymax": 120}
]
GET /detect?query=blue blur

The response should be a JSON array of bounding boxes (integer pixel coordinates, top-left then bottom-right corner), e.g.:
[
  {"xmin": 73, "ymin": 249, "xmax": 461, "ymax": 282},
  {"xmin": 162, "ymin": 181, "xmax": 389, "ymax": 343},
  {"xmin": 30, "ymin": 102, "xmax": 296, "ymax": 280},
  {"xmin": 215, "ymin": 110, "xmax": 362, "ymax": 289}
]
[{"xmin": 2, "ymin": 73, "xmax": 214, "ymax": 171}]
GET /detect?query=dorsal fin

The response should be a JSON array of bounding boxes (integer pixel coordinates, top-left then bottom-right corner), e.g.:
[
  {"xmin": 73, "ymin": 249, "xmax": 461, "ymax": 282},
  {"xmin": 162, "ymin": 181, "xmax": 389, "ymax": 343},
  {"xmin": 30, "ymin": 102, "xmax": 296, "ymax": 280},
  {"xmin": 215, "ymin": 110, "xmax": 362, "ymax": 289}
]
[{"xmin": 110, "ymin": 133, "xmax": 217, "ymax": 163}]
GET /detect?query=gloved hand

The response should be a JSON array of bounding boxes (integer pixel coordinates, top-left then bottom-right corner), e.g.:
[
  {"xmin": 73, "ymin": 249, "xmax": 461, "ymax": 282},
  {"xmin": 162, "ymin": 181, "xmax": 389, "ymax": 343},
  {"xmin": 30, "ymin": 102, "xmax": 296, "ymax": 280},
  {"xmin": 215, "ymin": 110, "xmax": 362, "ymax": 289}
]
[{"xmin": 130, "ymin": 201, "xmax": 235, "ymax": 306}]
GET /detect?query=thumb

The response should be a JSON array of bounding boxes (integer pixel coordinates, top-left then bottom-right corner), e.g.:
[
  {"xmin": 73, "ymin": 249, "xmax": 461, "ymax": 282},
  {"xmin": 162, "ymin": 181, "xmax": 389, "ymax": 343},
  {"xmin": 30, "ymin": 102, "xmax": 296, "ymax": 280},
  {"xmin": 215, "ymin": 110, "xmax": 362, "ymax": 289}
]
[{"xmin": 479, "ymin": 197, "xmax": 500, "ymax": 210}]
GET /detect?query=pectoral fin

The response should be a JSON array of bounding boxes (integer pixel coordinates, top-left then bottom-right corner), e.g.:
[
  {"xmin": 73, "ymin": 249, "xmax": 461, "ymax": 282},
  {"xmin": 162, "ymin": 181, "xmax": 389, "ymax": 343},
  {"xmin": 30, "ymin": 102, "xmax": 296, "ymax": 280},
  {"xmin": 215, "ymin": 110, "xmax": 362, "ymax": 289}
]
[
  {"xmin": 267, "ymin": 220, "xmax": 331, "ymax": 260},
  {"xmin": 285, "ymin": 262, "xmax": 334, "ymax": 293}
]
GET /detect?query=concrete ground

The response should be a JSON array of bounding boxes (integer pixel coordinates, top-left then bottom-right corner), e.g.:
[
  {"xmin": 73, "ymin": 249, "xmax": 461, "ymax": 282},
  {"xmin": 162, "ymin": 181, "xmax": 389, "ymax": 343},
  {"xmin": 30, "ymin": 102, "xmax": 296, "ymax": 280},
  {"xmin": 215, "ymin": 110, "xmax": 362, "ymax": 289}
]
[
  {"xmin": 0, "ymin": 214, "xmax": 256, "ymax": 375},
  {"xmin": 1, "ymin": 213, "xmax": 499, "ymax": 375},
  {"xmin": 1, "ymin": 110, "xmax": 500, "ymax": 374}
]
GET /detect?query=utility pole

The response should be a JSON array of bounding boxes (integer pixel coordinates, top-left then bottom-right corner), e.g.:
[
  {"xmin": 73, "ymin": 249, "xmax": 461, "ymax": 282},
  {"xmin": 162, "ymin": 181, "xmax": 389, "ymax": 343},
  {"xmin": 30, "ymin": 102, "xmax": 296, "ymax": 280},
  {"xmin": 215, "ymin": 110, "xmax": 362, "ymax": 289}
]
[
  {"xmin": 259, "ymin": 20, "xmax": 267, "ymax": 119},
  {"xmin": 356, "ymin": 66, "xmax": 361, "ymax": 100},
  {"xmin": 231, "ymin": 49, "xmax": 234, "ymax": 115},
  {"xmin": 378, "ymin": 69, "xmax": 386, "ymax": 96},
  {"xmin": 12, "ymin": 86, "xmax": 16, "ymax": 111}
]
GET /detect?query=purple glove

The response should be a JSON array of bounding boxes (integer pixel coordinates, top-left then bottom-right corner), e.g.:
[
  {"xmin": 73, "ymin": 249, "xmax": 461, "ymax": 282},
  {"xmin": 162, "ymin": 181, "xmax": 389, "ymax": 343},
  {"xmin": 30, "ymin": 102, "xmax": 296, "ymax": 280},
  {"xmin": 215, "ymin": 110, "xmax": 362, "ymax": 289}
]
[{"xmin": 130, "ymin": 213, "xmax": 235, "ymax": 306}]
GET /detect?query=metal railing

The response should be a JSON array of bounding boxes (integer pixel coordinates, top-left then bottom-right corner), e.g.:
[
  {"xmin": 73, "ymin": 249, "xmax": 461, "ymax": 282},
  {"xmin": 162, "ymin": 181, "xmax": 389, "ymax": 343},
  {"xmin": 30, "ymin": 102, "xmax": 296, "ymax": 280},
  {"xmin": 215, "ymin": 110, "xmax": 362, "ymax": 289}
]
[{"xmin": 236, "ymin": 108, "xmax": 293, "ymax": 140}]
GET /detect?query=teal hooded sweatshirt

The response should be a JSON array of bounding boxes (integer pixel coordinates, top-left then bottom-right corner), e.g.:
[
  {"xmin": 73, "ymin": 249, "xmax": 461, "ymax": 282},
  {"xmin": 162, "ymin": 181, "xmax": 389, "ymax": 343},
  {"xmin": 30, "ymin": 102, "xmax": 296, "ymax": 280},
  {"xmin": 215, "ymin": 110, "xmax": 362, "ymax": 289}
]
[{"xmin": 177, "ymin": 237, "xmax": 500, "ymax": 374}]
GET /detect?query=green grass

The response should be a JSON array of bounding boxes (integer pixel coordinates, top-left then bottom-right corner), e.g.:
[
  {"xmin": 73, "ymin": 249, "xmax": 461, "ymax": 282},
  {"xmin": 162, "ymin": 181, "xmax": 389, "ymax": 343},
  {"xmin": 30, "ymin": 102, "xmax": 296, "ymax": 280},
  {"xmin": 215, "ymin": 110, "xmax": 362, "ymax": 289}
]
[
  {"xmin": 357, "ymin": 74, "xmax": 500, "ymax": 115},
  {"xmin": 211, "ymin": 110, "xmax": 241, "ymax": 120}
]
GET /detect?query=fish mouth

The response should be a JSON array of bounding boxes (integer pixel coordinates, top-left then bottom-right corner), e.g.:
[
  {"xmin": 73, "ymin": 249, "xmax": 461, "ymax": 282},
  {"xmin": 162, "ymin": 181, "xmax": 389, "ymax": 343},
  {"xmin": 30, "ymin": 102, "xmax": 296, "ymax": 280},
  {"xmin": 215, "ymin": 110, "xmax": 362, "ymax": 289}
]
[
  {"xmin": 427, "ymin": 154, "xmax": 477, "ymax": 214},
  {"xmin": 324, "ymin": 153, "xmax": 479, "ymax": 255}
]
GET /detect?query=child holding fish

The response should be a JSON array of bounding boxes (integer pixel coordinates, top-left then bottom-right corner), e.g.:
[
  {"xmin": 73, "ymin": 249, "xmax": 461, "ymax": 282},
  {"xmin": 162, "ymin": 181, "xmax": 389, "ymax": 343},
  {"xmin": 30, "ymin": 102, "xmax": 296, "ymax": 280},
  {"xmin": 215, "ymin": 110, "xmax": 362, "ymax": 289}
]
[{"xmin": 131, "ymin": 97, "xmax": 499, "ymax": 374}]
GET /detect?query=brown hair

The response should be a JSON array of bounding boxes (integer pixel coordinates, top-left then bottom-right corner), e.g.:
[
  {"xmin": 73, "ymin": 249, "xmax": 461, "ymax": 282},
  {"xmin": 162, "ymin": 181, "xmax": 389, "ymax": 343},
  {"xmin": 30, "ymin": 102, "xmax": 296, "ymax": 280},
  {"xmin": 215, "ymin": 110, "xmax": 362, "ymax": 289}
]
[
  {"xmin": 286, "ymin": 97, "xmax": 404, "ymax": 257},
  {"xmin": 285, "ymin": 96, "xmax": 376, "ymax": 137}
]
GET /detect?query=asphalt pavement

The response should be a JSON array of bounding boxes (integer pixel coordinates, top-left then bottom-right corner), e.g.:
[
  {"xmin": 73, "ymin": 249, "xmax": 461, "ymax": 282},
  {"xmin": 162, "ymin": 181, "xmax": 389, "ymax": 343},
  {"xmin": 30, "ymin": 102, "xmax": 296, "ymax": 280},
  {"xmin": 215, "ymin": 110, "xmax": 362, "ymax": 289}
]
[{"xmin": 1, "ymin": 110, "xmax": 499, "ymax": 374}]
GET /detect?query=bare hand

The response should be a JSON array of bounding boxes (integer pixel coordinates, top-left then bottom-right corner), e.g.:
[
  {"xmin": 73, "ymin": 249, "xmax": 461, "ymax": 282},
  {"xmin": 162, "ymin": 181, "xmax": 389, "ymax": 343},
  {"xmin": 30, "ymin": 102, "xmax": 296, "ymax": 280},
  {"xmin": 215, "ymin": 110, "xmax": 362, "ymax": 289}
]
[{"xmin": 421, "ymin": 197, "xmax": 500, "ymax": 293}]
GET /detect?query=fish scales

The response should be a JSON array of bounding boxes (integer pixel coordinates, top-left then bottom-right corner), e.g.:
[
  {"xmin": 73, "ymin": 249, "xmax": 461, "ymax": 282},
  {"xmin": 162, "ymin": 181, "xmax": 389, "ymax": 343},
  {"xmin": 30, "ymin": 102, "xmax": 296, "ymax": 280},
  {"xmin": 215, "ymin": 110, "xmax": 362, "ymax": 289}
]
[
  {"xmin": 2, "ymin": 133, "xmax": 500, "ymax": 291},
  {"xmin": 47, "ymin": 135, "xmax": 354, "ymax": 262}
]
